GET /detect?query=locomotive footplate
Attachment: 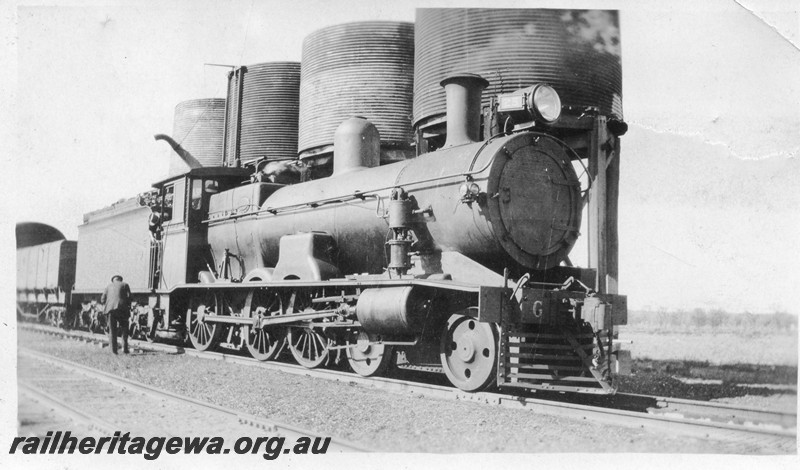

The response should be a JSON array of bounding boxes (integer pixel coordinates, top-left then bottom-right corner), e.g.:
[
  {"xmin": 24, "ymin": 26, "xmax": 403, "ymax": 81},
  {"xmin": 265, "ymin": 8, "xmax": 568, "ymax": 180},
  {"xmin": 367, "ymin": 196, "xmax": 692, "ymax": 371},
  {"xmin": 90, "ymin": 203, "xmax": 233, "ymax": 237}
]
[
  {"xmin": 496, "ymin": 289, "xmax": 627, "ymax": 394},
  {"xmin": 516, "ymin": 288, "xmax": 627, "ymax": 330},
  {"xmin": 497, "ymin": 324, "xmax": 615, "ymax": 394}
]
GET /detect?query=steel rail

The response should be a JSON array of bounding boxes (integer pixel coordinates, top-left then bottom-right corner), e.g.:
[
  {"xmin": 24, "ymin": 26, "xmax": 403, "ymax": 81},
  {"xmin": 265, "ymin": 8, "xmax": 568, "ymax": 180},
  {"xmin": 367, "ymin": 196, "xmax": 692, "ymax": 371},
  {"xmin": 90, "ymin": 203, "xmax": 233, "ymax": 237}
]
[
  {"xmin": 18, "ymin": 346, "xmax": 373, "ymax": 453},
  {"xmin": 21, "ymin": 323, "xmax": 797, "ymax": 442},
  {"xmin": 18, "ymin": 381, "xmax": 120, "ymax": 435},
  {"xmin": 617, "ymin": 392, "xmax": 797, "ymax": 429}
]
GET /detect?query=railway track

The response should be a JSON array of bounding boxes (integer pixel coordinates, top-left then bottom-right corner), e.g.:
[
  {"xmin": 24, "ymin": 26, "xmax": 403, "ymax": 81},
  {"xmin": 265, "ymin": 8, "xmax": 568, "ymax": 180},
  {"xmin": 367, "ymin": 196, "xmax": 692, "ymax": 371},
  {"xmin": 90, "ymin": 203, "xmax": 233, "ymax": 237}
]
[
  {"xmin": 17, "ymin": 345, "xmax": 372, "ymax": 453},
  {"xmin": 20, "ymin": 323, "xmax": 797, "ymax": 451},
  {"xmin": 615, "ymin": 393, "xmax": 796, "ymax": 430}
]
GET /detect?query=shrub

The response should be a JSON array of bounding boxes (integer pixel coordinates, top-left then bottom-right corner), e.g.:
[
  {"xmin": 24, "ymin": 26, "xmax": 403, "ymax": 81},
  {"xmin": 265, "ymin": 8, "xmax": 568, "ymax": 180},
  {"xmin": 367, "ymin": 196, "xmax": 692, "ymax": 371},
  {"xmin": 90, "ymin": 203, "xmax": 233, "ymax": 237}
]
[
  {"xmin": 708, "ymin": 308, "xmax": 726, "ymax": 328},
  {"xmin": 690, "ymin": 308, "xmax": 708, "ymax": 328},
  {"xmin": 670, "ymin": 309, "xmax": 686, "ymax": 329}
]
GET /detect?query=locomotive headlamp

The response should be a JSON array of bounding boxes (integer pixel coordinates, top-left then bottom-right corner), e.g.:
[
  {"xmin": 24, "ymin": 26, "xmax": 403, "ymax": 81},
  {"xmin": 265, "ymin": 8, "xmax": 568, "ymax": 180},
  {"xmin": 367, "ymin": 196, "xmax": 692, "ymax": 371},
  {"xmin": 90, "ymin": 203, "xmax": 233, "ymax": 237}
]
[
  {"xmin": 459, "ymin": 182, "xmax": 481, "ymax": 203},
  {"xmin": 497, "ymin": 84, "xmax": 562, "ymax": 125},
  {"xmin": 531, "ymin": 85, "xmax": 561, "ymax": 123}
]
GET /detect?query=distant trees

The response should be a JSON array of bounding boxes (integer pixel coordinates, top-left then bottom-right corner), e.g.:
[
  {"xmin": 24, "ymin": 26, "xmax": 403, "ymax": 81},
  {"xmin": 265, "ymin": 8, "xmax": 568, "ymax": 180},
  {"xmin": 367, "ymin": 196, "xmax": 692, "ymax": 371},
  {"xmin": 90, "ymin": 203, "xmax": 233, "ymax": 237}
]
[
  {"xmin": 690, "ymin": 308, "xmax": 708, "ymax": 328},
  {"xmin": 625, "ymin": 308, "xmax": 798, "ymax": 333},
  {"xmin": 708, "ymin": 308, "xmax": 726, "ymax": 328}
]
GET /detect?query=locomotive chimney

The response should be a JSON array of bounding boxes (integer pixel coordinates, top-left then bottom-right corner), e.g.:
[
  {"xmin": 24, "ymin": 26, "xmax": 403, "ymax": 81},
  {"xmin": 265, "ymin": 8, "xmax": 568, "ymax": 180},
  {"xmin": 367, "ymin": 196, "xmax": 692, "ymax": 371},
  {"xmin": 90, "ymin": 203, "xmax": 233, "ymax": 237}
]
[
  {"xmin": 440, "ymin": 73, "xmax": 489, "ymax": 148},
  {"xmin": 333, "ymin": 117, "xmax": 380, "ymax": 176}
]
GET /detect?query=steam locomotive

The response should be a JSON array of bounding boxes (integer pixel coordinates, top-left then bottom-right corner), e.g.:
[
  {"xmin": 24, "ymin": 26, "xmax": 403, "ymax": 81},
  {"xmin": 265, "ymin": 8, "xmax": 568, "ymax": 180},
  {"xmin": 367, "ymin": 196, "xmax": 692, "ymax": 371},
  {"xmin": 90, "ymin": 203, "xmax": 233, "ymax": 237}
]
[
  {"xmin": 17, "ymin": 72, "xmax": 629, "ymax": 394},
  {"xmin": 17, "ymin": 8, "xmax": 631, "ymax": 394}
]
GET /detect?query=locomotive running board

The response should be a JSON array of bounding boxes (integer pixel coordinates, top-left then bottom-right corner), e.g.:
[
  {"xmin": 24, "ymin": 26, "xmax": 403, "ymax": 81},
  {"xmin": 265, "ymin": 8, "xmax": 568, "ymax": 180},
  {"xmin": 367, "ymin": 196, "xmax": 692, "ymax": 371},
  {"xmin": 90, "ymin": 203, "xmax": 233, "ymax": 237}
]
[{"xmin": 497, "ymin": 327, "xmax": 616, "ymax": 395}]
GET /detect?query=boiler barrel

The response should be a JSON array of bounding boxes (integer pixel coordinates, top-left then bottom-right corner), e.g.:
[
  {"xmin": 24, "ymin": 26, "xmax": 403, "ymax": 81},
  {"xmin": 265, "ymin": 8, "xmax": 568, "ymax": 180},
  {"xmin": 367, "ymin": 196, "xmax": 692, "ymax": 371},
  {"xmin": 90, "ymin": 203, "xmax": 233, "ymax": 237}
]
[{"xmin": 243, "ymin": 132, "xmax": 580, "ymax": 278}]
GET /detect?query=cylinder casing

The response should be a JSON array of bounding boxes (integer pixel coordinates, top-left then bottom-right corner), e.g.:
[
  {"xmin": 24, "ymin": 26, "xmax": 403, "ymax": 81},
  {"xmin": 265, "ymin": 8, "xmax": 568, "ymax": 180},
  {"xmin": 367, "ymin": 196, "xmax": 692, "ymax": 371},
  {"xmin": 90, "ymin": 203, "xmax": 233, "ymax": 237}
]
[{"xmin": 356, "ymin": 287, "xmax": 429, "ymax": 336}]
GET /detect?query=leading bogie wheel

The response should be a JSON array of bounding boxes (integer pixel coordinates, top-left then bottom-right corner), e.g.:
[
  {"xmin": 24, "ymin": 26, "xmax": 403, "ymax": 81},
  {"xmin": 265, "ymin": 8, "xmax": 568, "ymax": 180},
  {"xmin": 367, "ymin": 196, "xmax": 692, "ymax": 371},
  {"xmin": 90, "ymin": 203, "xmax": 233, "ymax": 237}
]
[
  {"xmin": 440, "ymin": 314, "xmax": 499, "ymax": 392},
  {"xmin": 187, "ymin": 293, "xmax": 222, "ymax": 351},
  {"xmin": 346, "ymin": 331, "xmax": 394, "ymax": 377}
]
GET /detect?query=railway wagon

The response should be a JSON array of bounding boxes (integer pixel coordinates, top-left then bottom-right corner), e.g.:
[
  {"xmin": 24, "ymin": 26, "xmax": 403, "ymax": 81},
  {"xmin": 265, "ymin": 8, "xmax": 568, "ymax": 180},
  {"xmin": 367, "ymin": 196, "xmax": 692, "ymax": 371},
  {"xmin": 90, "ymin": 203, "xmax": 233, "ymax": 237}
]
[{"xmin": 16, "ymin": 237, "xmax": 76, "ymax": 327}]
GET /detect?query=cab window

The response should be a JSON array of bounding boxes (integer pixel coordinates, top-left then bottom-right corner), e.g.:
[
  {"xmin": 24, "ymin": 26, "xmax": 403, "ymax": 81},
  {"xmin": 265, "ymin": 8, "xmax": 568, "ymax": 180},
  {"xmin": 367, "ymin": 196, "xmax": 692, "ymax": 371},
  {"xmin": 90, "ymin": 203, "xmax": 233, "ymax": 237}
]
[
  {"xmin": 162, "ymin": 184, "xmax": 175, "ymax": 222},
  {"xmin": 190, "ymin": 179, "xmax": 203, "ymax": 211}
]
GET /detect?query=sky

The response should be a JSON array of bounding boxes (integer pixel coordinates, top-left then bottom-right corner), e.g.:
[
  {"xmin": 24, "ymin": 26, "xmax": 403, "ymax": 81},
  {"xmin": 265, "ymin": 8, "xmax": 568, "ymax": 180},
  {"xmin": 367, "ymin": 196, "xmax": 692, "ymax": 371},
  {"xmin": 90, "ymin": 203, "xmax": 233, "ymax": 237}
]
[{"xmin": 2, "ymin": 0, "xmax": 800, "ymax": 315}]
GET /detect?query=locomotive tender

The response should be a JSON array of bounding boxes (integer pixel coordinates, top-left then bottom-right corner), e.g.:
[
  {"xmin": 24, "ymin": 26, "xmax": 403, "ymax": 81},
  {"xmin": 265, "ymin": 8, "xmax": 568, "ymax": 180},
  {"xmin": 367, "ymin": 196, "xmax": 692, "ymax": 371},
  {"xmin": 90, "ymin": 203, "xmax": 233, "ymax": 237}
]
[{"xmin": 17, "ymin": 11, "xmax": 630, "ymax": 394}]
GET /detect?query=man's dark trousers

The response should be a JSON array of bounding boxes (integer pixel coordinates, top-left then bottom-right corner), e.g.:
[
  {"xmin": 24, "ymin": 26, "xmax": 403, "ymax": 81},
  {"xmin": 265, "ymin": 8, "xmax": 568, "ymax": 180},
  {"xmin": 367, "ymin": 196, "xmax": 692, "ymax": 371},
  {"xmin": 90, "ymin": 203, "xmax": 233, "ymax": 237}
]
[{"xmin": 108, "ymin": 309, "xmax": 129, "ymax": 354}]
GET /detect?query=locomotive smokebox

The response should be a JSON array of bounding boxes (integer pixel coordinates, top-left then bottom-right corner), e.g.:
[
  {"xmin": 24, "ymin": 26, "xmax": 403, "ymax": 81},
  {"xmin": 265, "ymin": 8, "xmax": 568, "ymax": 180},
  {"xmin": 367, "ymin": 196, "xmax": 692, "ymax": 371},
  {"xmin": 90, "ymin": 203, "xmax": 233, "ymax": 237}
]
[
  {"xmin": 333, "ymin": 117, "xmax": 380, "ymax": 176},
  {"xmin": 440, "ymin": 73, "xmax": 489, "ymax": 148}
]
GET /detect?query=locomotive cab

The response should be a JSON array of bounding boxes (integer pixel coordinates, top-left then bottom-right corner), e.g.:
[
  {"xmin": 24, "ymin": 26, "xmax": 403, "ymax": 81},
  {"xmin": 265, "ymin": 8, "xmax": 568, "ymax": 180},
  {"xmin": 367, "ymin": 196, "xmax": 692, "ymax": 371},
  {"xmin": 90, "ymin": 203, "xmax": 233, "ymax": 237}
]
[{"xmin": 150, "ymin": 167, "xmax": 251, "ymax": 290}]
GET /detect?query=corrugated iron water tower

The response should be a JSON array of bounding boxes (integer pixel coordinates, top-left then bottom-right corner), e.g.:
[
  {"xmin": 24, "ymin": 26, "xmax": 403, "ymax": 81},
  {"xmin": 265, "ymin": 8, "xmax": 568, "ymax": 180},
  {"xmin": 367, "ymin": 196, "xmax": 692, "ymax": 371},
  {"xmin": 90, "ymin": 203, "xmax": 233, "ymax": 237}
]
[
  {"xmin": 298, "ymin": 21, "xmax": 415, "ymax": 165},
  {"xmin": 224, "ymin": 62, "xmax": 301, "ymax": 167},
  {"xmin": 168, "ymin": 98, "xmax": 226, "ymax": 175},
  {"xmin": 414, "ymin": 9, "xmax": 622, "ymax": 137}
]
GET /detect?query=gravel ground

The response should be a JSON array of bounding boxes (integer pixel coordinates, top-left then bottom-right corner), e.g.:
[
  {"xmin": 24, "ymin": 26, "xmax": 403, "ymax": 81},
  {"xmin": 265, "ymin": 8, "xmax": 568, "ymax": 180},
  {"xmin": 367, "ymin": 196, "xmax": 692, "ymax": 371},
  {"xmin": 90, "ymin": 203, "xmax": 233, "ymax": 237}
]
[
  {"xmin": 14, "ymin": 329, "xmax": 793, "ymax": 453},
  {"xmin": 616, "ymin": 358, "xmax": 797, "ymax": 410}
]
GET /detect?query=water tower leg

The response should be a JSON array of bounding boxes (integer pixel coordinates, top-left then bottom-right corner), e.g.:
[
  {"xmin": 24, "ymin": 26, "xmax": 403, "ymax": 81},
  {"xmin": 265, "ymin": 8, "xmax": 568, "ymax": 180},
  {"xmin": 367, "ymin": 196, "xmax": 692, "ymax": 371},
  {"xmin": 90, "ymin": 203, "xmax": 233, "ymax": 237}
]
[{"xmin": 587, "ymin": 116, "xmax": 620, "ymax": 295}]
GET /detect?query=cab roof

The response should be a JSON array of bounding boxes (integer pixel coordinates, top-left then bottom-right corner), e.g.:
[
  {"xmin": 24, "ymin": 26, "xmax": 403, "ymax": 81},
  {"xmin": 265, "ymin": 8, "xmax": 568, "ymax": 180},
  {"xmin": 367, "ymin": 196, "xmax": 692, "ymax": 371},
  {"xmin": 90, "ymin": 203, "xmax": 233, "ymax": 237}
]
[{"xmin": 151, "ymin": 166, "xmax": 252, "ymax": 189}]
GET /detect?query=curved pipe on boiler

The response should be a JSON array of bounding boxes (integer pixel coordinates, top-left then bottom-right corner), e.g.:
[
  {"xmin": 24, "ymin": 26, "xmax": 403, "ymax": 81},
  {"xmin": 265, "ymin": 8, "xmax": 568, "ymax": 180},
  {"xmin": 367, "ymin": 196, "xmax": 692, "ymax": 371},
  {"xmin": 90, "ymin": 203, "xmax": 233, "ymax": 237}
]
[{"xmin": 154, "ymin": 134, "xmax": 203, "ymax": 169}]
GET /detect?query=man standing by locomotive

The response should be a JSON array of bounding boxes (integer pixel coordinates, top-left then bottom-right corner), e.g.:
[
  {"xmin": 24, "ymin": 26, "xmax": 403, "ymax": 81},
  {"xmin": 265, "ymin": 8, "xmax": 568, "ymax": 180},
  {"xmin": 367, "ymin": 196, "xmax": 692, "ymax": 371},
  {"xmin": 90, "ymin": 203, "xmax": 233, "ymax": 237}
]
[{"xmin": 101, "ymin": 275, "xmax": 132, "ymax": 354}]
